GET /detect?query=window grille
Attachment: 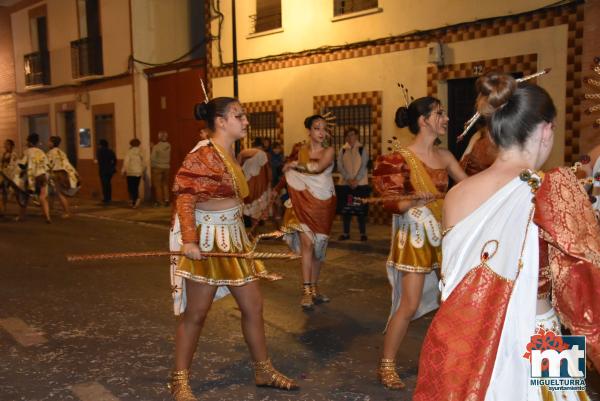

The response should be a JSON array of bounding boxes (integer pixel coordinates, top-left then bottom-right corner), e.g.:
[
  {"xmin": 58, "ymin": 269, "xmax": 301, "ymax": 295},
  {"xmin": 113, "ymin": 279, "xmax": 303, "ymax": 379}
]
[
  {"xmin": 333, "ymin": 0, "xmax": 378, "ymax": 16},
  {"xmin": 250, "ymin": 0, "xmax": 281, "ymax": 33},
  {"xmin": 247, "ymin": 111, "xmax": 278, "ymax": 146},
  {"xmin": 321, "ymin": 104, "xmax": 372, "ymax": 167}
]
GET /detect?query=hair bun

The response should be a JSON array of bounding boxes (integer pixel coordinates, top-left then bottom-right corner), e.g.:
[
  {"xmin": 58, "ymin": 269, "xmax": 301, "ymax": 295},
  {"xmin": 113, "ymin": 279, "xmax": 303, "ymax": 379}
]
[
  {"xmin": 395, "ymin": 106, "xmax": 409, "ymax": 128},
  {"xmin": 194, "ymin": 103, "xmax": 209, "ymax": 121},
  {"xmin": 476, "ymin": 72, "xmax": 517, "ymax": 118}
]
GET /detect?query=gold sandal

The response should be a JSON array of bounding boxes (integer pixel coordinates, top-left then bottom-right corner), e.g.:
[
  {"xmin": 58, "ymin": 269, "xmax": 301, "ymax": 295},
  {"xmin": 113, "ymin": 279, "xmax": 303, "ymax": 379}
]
[
  {"xmin": 301, "ymin": 283, "xmax": 314, "ymax": 310},
  {"xmin": 254, "ymin": 359, "xmax": 299, "ymax": 390},
  {"xmin": 310, "ymin": 283, "xmax": 330, "ymax": 304},
  {"xmin": 167, "ymin": 369, "xmax": 198, "ymax": 401},
  {"xmin": 377, "ymin": 358, "xmax": 405, "ymax": 390}
]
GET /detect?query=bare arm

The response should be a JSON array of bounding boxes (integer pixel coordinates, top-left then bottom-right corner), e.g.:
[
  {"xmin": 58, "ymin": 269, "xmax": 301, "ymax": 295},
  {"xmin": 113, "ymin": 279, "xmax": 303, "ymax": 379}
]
[{"xmin": 440, "ymin": 149, "xmax": 467, "ymax": 182}]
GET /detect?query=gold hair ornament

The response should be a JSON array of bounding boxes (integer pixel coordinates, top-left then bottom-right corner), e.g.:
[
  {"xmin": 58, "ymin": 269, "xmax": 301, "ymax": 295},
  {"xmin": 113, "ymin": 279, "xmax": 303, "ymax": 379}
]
[{"xmin": 584, "ymin": 58, "xmax": 600, "ymax": 128}]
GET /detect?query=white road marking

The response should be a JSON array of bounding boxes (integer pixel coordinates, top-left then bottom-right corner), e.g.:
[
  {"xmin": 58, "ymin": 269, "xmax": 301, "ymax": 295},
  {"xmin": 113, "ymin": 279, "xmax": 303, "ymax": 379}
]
[
  {"xmin": 71, "ymin": 382, "xmax": 120, "ymax": 401},
  {"xmin": 0, "ymin": 317, "xmax": 47, "ymax": 346}
]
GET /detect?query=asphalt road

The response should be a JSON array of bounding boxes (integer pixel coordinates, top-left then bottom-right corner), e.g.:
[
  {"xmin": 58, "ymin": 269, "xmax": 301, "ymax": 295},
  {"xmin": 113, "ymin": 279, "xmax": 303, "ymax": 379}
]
[{"xmin": 1, "ymin": 204, "xmax": 598, "ymax": 401}]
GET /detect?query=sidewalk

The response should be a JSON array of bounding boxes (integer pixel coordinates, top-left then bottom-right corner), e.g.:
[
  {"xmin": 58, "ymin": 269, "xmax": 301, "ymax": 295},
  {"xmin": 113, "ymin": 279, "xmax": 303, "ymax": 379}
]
[{"xmin": 70, "ymin": 198, "xmax": 392, "ymax": 255}]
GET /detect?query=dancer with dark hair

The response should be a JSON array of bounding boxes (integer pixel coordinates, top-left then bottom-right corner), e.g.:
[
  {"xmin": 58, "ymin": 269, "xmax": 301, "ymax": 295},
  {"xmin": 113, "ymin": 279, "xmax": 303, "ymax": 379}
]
[
  {"xmin": 47, "ymin": 135, "xmax": 80, "ymax": 217},
  {"xmin": 280, "ymin": 114, "xmax": 336, "ymax": 310},
  {"xmin": 14, "ymin": 133, "xmax": 51, "ymax": 223},
  {"xmin": 373, "ymin": 97, "xmax": 466, "ymax": 390},
  {"xmin": 169, "ymin": 97, "xmax": 297, "ymax": 401},
  {"xmin": 414, "ymin": 72, "xmax": 599, "ymax": 400},
  {"xmin": 0, "ymin": 139, "xmax": 17, "ymax": 216}
]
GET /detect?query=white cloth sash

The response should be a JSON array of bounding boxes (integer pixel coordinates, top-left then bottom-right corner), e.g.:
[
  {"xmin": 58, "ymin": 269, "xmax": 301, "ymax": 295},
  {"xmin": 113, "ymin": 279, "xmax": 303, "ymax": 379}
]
[
  {"xmin": 285, "ymin": 163, "xmax": 335, "ymax": 200},
  {"xmin": 442, "ymin": 177, "xmax": 539, "ymax": 400}
]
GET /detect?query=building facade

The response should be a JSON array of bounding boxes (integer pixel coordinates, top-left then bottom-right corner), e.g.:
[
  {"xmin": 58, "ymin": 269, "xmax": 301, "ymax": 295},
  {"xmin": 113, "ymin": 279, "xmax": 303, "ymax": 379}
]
[
  {"xmin": 4, "ymin": 0, "xmax": 205, "ymax": 200},
  {"xmin": 208, "ymin": 0, "xmax": 600, "ymax": 172}
]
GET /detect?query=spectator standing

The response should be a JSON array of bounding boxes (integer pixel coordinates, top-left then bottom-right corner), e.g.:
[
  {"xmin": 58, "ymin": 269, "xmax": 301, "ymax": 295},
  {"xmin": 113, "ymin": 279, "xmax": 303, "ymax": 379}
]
[
  {"xmin": 121, "ymin": 138, "xmax": 145, "ymax": 208},
  {"xmin": 336, "ymin": 127, "xmax": 371, "ymax": 241},
  {"xmin": 151, "ymin": 131, "xmax": 171, "ymax": 206},
  {"xmin": 96, "ymin": 139, "xmax": 116, "ymax": 204}
]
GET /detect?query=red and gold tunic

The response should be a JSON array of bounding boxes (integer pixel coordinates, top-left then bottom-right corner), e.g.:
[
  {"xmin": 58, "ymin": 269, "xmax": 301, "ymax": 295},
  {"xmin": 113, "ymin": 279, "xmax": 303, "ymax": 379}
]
[
  {"xmin": 373, "ymin": 148, "xmax": 448, "ymax": 273},
  {"xmin": 459, "ymin": 131, "xmax": 498, "ymax": 176}
]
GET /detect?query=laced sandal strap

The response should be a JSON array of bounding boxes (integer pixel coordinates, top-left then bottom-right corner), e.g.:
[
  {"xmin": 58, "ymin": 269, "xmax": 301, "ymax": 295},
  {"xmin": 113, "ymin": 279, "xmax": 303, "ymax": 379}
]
[
  {"xmin": 168, "ymin": 370, "xmax": 198, "ymax": 401},
  {"xmin": 254, "ymin": 359, "xmax": 299, "ymax": 390},
  {"xmin": 378, "ymin": 359, "xmax": 405, "ymax": 390}
]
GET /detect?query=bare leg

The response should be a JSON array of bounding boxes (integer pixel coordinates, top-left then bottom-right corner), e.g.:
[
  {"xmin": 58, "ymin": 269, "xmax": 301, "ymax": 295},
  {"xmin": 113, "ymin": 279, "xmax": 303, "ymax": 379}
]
[
  {"xmin": 39, "ymin": 186, "xmax": 51, "ymax": 223},
  {"xmin": 382, "ymin": 272, "xmax": 426, "ymax": 358},
  {"xmin": 229, "ymin": 281, "xmax": 298, "ymax": 390},
  {"xmin": 57, "ymin": 192, "xmax": 70, "ymax": 216},
  {"xmin": 174, "ymin": 280, "xmax": 217, "ymax": 370},
  {"xmin": 228, "ymin": 281, "xmax": 267, "ymax": 361},
  {"xmin": 299, "ymin": 232, "xmax": 314, "ymax": 284}
]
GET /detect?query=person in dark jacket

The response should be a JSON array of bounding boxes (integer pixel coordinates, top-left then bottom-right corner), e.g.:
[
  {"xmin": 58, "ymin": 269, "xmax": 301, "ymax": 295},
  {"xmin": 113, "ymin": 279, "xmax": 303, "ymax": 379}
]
[{"xmin": 96, "ymin": 139, "xmax": 116, "ymax": 204}]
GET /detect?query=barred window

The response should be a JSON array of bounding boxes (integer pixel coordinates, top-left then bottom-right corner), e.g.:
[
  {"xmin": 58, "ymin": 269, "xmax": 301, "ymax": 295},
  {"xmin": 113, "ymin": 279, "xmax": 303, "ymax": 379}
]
[
  {"xmin": 322, "ymin": 104, "xmax": 372, "ymax": 166},
  {"xmin": 247, "ymin": 111, "xmax": 278, "ymax": 146},
  {"xmin": 251, "ymin": 0, "xmax": 281, "ymax": 34},
  {"xmin": 334, "ymin": 0, "xmax": 378, "ymax": 16}
]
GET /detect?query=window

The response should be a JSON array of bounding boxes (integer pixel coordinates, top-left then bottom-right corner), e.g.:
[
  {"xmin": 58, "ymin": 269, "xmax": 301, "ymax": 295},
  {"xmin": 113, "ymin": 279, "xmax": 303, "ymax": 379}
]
[
  {"xmin": 321, "ymin": 104, "xmax": 372, "ymax": 166},
  {"xmin": 247, "ymin": 111, "xmax": 278, "ymax": 145},
  {"xmin": 25, "ymin": 5, "xmax": 50, "ymax": 86},
  {"xmin": 333, "ymin": 0, "xmax": 378, "ymax": 16},
  {"xmin": 251, "ymin": 0, "xmax": 281, "ymax": 33},
  {"xmin": 71, "ymin": 0, "xmax": 103, "ymax": 78}
]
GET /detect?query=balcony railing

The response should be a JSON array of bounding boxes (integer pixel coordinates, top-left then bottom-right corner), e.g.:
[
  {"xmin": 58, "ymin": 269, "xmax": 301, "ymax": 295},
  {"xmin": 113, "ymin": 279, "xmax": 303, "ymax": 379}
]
[
  {"xmin": 24, "ymin": 50, "xmax": 51, "ymax": 86},
  {"xmin": 71, "ymin": 36, "xmax": 103, "ymax": 79}
]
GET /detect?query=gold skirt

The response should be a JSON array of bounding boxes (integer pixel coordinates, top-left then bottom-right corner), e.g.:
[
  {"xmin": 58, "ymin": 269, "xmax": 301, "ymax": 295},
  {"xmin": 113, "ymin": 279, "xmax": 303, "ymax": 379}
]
[
  {"xmin": 387, "ymin": 210, "xmax": 442, "ymax": 273},
  {"xmin": 173, "ymin": 206, "xmax": 268, "ymax": 286}
]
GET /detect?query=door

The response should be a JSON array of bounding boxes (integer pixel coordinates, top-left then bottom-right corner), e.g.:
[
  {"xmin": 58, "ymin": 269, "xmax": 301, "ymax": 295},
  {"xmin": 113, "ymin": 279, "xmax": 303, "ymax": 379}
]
[{"xmin": 64, "ymin": 111, "xmax": 77, "ymax": 167}]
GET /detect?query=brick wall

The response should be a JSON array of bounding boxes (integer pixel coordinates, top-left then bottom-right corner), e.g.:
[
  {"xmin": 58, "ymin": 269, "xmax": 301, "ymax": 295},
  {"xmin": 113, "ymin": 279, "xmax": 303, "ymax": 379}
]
[
  {"xmin": 580, "ymin": 0, "xmax": 600, "ymax": 154},
  {"xmin": 0, "ymin": 7, "xmax": 17, "ymax": 146}
]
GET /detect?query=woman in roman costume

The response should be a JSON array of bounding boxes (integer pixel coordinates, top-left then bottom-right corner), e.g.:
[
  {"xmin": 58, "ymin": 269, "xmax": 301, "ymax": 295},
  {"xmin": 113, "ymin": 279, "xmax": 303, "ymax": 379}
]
[
  {"xmin": 47, "ymin": 135, "xmax": 80, "ymax": 218},
  {"xmin": 372, "ymin": 97, "xmax": 466, "ymax": 390},
  {"xmin": 414, "ymin": 72, "xmax": 600, "ymax": 400},
  {"xmin": 280, "ymin": 114, "xmax": 336, "ymax": 310},
  {"xmin": 238, "ymin": 137, "xmax": 271, "ymax": 225},
  {"xmin": 14, "ymin": 133, "xmax": 51, "ymax": 223},
  {"xmin": 168, "ymin": 97, "xmax": 297, "ymax": 401}
]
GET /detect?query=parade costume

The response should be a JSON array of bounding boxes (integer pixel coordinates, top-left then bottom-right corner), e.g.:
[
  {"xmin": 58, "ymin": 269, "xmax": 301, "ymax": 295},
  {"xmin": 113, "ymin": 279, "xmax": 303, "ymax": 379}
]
[
  {"xmin": 372, "ymin": 147, "xmax": 446, "ymax": 323},
  {"xmin": 459, "ymin": 130, "xmax": 498, "ymax": 176},
  {"xmin": 281, "ymin": 143, "xmax": 336, "ymax": 262},
  {"xmin": 169, "ymin": 139, "xmax": 271, "ymax": 314},
  {"xmin": 168, "ymin": 138, "xmax": 296, "ymax": 399},
  {"xmin": 47, "ymin": 147, "xmax": 80, "ymax": 196},
  {"xmin": 14, "ymin": 147, "xmax": 49, "ymax": 196},
  {"xmin": 414, "ymin": 168, "xmax": 599, "ymax": 401},
  {"xmin": 1, "ymin": 149, "xmax": 18, "ymax": 191},
  {"xmin": 240, "ymin": 149, "xmax": 271, "ymax": 220}
]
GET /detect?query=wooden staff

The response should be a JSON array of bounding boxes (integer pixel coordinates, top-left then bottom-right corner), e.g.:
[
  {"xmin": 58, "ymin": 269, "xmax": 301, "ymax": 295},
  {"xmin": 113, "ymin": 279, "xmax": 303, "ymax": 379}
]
[
  {"xmin": 67, "ymin": 230, "xmax": 296, "ymax": 262},
  {"xmin": 67, "ymin": 250, "xmax": 300, "ymax": 262},
  {"xmin": 355, "ymin": 193, "xmax": 445, "ymax": 204}
]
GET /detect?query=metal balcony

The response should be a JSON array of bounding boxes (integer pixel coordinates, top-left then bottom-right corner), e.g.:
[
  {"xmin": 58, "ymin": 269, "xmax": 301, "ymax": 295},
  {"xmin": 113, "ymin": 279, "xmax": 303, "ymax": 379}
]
[
  {"xmin": 71, "ymin": 36, "xmax": 104, "ymax": 79},
  {"xmin": 24, "ymin": 50, "xmax": 51, "ymax": 86}
]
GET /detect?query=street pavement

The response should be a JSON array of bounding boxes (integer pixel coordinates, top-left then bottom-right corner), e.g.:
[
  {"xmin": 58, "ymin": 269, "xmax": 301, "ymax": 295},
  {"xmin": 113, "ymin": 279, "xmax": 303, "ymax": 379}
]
[{"xmin": 0, "ymin": 199, "xmax": 599, "ymax": 401}]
